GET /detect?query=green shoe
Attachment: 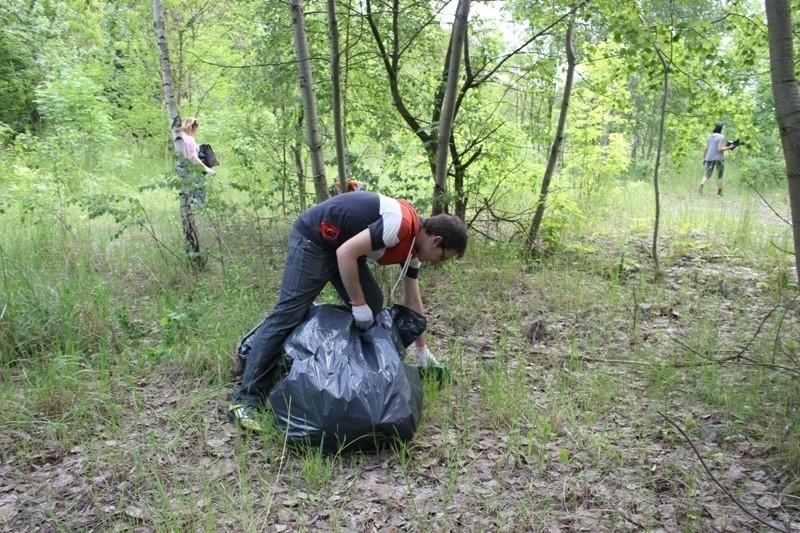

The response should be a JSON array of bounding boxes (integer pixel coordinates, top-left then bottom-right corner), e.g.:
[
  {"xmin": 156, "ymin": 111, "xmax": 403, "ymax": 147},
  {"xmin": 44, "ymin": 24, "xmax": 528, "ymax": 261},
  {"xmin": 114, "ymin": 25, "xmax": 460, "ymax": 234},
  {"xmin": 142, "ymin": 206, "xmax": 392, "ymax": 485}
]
[{"xmin": 227, "ymin": 404, "xmax": 263, "ymax": 432}]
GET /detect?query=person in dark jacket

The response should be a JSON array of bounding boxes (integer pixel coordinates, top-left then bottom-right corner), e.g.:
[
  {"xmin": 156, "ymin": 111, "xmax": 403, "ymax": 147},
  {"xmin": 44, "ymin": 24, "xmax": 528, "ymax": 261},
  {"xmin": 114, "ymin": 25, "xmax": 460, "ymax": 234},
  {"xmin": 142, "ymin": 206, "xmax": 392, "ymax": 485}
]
[{"xmin": 227, "ymin": 192, "xmax": 468, "ymax": 431}]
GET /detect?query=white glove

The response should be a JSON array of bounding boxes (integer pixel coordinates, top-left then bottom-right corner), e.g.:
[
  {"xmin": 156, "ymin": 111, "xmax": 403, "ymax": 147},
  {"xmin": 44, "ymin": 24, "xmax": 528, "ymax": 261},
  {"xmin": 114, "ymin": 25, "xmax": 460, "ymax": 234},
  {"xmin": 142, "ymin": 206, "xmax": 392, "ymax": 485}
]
[
  {"xmin": 417, "ymin": 346, "xmax": 439, "ymax": 366},
  {"xmin": 351, "ymin": 303, "xmax": 374, "ymax": 330}
]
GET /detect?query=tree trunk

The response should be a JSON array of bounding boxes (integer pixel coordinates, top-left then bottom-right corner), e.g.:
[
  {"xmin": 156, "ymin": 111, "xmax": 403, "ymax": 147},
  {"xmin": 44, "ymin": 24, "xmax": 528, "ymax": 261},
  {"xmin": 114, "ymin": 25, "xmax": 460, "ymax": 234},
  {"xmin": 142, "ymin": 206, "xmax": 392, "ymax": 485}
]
[
  {"xmin": 528, "ymin": 20, "xmax": 575, "ymax": 256},
  {"xmin": 327, "ymin": 0, "xmax": 349, "ymax": 194},
  {"xmin": 365, "ymin": 0, "xmax": 587, "ymax": 215},
  {"xmin": 152, "ymin": 0, "xmax": 204, "ymax": 268},
  {"xmin": 294, "ymin": 109, "xmax": 307, "ymax": 212},
  {"xmin": 343, "ymin": 0, "xmax": 353, "ymax": 158},
  {"xmin": 290, "ymin": 0, "xmax": 328, "ymax": 203},
  {"xmin": 433, "ymin": 0, "xmax": 470, "ymax": 215},
  {"xmin": 651, "ymin": 43, "xmax": 668, "ymax": 280},
  {"xmin": 765, "ymin": 0, "xmax": 800, "ymax": 283},
  {"xmin": 292, "ymin": 144, "xmax": 306, "ymax": 212}
]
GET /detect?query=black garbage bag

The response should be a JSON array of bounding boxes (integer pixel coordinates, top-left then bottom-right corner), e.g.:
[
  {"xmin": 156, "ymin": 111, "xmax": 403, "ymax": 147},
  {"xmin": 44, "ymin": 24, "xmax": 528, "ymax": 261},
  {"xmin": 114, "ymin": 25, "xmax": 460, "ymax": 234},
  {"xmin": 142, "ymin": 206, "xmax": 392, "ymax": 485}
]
[{"xmin": 269, "ymin": 303, "xmax": 426, "ymax": 453}]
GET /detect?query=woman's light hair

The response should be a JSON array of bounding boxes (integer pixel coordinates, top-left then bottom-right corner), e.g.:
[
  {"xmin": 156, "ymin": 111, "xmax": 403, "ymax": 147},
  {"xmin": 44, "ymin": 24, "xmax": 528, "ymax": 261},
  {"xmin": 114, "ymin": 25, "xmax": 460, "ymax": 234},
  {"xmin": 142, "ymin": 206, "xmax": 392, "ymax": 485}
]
[{"xmin": 181, "ymin": 116, "xmax": 199, "ymax": 133}]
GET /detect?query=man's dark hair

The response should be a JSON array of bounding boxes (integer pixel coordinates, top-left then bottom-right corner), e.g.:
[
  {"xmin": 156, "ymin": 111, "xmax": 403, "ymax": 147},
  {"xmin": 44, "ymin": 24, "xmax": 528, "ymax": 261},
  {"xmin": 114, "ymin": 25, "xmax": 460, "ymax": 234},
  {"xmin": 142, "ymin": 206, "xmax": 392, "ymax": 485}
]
[
  {"xmin": 713, "ymin": 122, "xmax": 724, "ymax": 134},
  {"xmin": 422, "ymin": 214, "xmax": 468, "ymax": 257}
]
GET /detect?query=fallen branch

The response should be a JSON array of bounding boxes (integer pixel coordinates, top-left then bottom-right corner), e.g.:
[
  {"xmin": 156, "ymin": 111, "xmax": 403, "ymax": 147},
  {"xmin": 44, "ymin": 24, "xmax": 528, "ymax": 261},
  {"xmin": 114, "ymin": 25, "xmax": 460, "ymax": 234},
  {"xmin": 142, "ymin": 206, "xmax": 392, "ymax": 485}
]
[
  {"xmin": 657, "ymin": 411, "xmax": 788, "ymax": 533},
  {"xmin": 745, "ymin": 179, "xmax": 792, "ymax": 228},
  {"xmin": 558, "ymin": 354, "xmax": 800, "ymax": 376},
  {"xmin": 667, "ymin": 337, "xmax": 800, "ymax": 376}
]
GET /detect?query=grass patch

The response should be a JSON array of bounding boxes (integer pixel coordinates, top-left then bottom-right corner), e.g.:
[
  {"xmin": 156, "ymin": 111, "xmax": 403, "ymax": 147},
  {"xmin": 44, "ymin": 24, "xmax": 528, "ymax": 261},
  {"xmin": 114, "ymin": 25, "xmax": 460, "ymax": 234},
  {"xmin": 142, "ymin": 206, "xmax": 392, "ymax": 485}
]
[{"xmin": 1, "ymin": 177, "xmax": 798, "ymax": 530}]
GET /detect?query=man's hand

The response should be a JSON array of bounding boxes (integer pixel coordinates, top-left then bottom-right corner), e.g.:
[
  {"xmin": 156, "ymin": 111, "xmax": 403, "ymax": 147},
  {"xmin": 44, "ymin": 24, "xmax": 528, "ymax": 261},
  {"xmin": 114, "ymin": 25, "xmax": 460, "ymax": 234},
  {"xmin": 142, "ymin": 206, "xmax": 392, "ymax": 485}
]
[
  {"xmin": 206, "ymin": 168, "xmax": 216, "ymax": 176},
  {"xmin": 726, "ymin": 139, "xmax": 745, "ymax": 151},
  {"xmin": 351, "ymin": 303, "xmax": 374, "ymax": 330},
  {"xmin": 417, "ymin": 346, "xmax": 439, "ymax": 366}
]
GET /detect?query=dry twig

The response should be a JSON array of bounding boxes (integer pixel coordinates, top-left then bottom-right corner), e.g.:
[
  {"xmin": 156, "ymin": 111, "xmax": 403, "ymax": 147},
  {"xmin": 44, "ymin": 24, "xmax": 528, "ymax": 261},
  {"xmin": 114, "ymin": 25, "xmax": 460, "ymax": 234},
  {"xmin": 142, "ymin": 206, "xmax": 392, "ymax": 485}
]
[{"xmin": 657, "ymin": 411, "xmax": 788, "ymax": 533}]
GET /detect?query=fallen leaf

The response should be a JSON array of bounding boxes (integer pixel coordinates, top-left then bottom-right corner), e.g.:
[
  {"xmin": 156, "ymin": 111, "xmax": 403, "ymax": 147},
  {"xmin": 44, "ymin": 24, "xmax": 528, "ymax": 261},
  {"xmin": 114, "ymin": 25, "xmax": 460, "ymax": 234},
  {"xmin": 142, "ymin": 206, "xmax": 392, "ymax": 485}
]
[
  {"xmin": 124, "ymin": 505, "xmax": 146, "ymax": 520},
  {"xmin": 421, "ymin": 457, "xmax": 439, "ymax": 468},
  {"xmin": 757, "ymin": 495, "xmax": 781, "ymax": 509},
  {"xmin": 207, "ymin": 437, "xmax": 229, "ymax": 448}
]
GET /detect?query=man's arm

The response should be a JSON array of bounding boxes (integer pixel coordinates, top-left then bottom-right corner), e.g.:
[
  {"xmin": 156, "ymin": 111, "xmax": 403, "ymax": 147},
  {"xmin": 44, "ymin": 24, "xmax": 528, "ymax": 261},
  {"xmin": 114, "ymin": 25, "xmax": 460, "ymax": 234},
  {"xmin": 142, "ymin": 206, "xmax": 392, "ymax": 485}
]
[
  {"xmin": 402, "ymin": 275, "xmax": 427, "ymax": 348},
  {"xmin": 336, "ymin": 229, "xmax": 373, "ymax": 305}
]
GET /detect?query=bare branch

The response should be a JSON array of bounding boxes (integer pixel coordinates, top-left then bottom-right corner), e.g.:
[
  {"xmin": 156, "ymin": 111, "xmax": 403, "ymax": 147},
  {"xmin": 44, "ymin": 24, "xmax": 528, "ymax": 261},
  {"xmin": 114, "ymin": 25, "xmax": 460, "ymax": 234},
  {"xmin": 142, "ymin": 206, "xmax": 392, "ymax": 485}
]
[{"xmin": 658, "ymin": 412, "xmax": 788, "ymax": 533}]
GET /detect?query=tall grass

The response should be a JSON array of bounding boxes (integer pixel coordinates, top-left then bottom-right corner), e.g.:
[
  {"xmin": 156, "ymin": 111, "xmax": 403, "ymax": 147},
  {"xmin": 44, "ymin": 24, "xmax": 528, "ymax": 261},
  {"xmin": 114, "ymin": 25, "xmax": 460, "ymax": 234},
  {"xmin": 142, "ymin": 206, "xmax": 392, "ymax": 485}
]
[{"xmin": 1, "ymin": 159, "xmax": 799, "ymax": 530}]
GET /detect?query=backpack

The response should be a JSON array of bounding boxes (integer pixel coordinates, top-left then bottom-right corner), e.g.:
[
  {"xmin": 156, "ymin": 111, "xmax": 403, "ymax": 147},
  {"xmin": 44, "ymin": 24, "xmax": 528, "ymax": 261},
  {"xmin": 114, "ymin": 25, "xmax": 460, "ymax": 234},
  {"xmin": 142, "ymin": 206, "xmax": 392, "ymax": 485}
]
[{"xmin": 198, "ymin": 143, "xmax": 219, "ymax": 168}]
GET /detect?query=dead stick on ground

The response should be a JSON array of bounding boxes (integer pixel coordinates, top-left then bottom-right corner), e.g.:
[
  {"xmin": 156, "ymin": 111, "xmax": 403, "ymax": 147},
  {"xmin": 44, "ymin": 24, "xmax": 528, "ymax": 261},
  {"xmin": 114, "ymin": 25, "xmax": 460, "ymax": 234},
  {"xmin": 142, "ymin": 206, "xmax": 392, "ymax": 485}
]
[
  {"xmin": 669, "ymin": 336, "xmax": 800, "ymax": 376},
  {"xmin": 565, "ymin": 354, "xmax": 800, "ymax": 377},
  {"xmin": 657, "ymin": 411, "xmax": 788, "ymax": 533}
]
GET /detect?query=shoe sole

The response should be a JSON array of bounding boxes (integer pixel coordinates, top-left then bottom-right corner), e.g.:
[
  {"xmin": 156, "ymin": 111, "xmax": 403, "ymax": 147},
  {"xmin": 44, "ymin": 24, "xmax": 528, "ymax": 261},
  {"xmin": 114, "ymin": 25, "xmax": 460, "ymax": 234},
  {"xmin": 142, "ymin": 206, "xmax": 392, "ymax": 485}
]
[
  {"xmin": 227, "ymin": 405, "xmax": 263, "ymax": 433},
  {"xmin": 235, "ymin": 418, "xmax": 262, "ymax": 432}
]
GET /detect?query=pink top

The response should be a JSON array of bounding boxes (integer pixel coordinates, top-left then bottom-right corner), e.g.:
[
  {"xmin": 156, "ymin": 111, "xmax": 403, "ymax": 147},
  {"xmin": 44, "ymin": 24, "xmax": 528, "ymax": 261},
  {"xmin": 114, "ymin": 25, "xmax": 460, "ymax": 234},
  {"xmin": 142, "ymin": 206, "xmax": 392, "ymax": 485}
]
[{"xmin": 183, "ymin": 133, "xmax": 204, "ymax": 166}]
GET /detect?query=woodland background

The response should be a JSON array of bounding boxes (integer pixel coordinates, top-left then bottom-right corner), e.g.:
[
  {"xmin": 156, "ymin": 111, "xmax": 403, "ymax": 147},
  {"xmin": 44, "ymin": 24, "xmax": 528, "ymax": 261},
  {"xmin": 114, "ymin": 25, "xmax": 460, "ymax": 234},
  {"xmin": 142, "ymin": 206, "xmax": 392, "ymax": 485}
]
[{"xmin": 1, "ymin": 0, "xmax": 800, "ymax": 531}]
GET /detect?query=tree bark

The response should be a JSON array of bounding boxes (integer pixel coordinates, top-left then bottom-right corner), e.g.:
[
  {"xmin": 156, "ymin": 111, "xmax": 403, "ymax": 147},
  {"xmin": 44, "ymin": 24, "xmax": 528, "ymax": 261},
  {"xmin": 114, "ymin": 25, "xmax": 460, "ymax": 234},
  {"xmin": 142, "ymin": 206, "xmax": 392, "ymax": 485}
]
[
  {"xmin": 528, "ymin": 20, "xmax": 575, "ymax": 255},
  {"xmin": 290, "ymin": 0, "xmax": 328, "ymax": 203},
  {"xmin": 294, "ymin": 108, "xmax": 307, "ymax": 212},
  {"xmin": 765, "ymin": 0, "xmax": 800, "ymax": 283},
  {"xmin": 327, "ymin": 0, "xmax": 349, "ymax": 194},
  {"xmin": 433, "ymin": 0, "xmax": 470, "ymax": 215},
  {"xmin": 152, "ymin": 0, "xmax": 204, "ymax": 268},
  {"xmin": 328, "ymin": 0, "xmax": 347, "ymax": 192},
  {"xmin": 651, "ymin": 43, "xmax": 668, "ymax": 279}
]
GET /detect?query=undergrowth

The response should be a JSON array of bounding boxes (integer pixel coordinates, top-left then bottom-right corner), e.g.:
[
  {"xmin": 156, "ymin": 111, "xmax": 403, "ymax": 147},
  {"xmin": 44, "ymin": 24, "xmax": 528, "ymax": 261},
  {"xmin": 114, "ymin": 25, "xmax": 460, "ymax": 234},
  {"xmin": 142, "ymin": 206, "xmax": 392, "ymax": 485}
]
[{"xmin": 1, "ymin": 177, "xmax": 799, "ymax": 530}]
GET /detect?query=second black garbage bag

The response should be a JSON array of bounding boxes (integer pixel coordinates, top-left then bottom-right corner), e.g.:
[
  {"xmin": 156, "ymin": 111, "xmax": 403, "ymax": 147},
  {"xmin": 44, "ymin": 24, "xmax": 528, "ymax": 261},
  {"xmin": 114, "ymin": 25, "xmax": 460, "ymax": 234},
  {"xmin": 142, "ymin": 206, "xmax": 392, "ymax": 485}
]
[{"xmin": 269, "ymin": 303, "xmax": 427, "ymax": 453}]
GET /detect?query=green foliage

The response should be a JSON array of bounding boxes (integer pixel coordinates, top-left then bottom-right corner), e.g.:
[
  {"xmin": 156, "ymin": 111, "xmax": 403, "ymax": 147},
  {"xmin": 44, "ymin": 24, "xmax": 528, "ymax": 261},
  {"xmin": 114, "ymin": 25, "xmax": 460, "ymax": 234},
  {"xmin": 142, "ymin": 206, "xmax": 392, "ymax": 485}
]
[
  {"xmin": 35, "ymin": 66, "xmax": 116, "ymax": 163},
  {"xmin": 0, "ymin": 0, "xmax": 60, "ymax": 133},
  {"xmin": 81, "ymin": 193, "xmax": 149, "ymax": 240},
  {"xmin": 536, "ymin": 195, "xmax": 583, "ymax": 250}
]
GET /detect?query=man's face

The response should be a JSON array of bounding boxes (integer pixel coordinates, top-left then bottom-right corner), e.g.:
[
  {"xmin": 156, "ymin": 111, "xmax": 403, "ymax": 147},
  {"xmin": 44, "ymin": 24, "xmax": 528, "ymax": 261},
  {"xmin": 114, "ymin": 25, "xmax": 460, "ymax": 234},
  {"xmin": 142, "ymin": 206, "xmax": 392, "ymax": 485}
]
[{"xmin": 418, "ymin": 234, "xmax": 457, "ymax": 264}]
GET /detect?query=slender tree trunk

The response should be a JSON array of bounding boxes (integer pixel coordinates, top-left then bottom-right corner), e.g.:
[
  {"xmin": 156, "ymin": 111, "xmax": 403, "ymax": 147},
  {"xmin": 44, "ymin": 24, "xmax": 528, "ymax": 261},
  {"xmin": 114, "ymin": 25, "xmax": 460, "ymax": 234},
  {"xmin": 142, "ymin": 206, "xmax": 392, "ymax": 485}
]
[
  {"xmin": 433, "ymin": 0, "xmax": 470, "ymax": 215},
  {"xmin": 765, "ymin": 0, "xmax": 800, "ymax": 283},
  {"xmin": 290, "ymin": 0, "xmax": 328, "ymax": 203},
  {"xmin": 177, "ymin": 29, "xmax": 184, "ymax": 105},
  {"xmin": 528, "ymin": 20, "xmax": 575, "ymax": 255},
  {"xmin": 294, "ymin": 109, "xmax": 307, "ymax": 212},
  {"xmin": 152, "ymin": 0, "xmax": 203, "ymax": 268},
  {"xmin": 327, "ymin": 0, "xmax": 349, "ymax": 194},
  {"xmin": 651, "ymin": 43, "xmax": 669, "ymax": 279},
  {"xmin": 343, "ymin": 0, "xmax": 353, "ymax": 158},
  {"xmin": 281, "ymin": 141, "xmax": 288, "ymax": 217},
  {"xmin": 292, "ymin": 144, "xmax": 306, "ymax": 212}
]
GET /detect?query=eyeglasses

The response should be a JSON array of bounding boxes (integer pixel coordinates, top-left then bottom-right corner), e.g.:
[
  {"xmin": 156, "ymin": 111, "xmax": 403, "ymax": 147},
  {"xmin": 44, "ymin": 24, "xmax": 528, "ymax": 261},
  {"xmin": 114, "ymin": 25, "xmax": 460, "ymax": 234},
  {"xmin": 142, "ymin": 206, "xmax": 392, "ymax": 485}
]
[{"xmin": 439, "ymin": 245, "xmax": 448, "ymax": 262}]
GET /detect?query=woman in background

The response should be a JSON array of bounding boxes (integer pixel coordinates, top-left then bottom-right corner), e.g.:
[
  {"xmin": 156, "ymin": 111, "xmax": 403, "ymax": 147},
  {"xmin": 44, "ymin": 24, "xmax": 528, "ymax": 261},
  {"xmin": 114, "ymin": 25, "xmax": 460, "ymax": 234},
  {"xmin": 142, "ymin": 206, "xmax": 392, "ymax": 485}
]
[{"xmin": 181, "ymin": 117, "xmax": 215, "ymax": 203}]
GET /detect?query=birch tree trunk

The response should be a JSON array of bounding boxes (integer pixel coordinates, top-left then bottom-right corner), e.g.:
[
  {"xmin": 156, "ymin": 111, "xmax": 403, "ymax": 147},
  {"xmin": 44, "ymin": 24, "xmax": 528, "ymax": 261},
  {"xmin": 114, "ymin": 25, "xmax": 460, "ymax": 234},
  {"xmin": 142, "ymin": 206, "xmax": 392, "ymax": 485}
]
[
  {"xmin": 765, "ymin": 0, "xmax": 800, "ymax": 283},
  {"xmin": 290, "ymin": 0, "xmax": 328, "ymax": 203},
  {"xmin": 152, "ymin": 0, "xmax": 204, "ymax": 268},
  {"xmin": 433, "ymin": 0, "xmax": 470, "ymax": 215},
  {"xmin": 328, "ymin": 0, "xmax": 349, "ymax": 194},
  {"xmin": 527, "ymin": 20, "xmax": 575, "ymax": 255}
]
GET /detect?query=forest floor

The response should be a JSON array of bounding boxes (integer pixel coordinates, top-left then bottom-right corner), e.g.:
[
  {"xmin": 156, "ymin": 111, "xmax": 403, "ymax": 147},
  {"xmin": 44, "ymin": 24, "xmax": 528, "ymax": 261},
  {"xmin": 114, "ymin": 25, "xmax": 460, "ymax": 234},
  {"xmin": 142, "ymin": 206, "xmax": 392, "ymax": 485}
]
[{"xmin": 2, "ymin": 193, "xmax": 800, "ymax": 532}]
